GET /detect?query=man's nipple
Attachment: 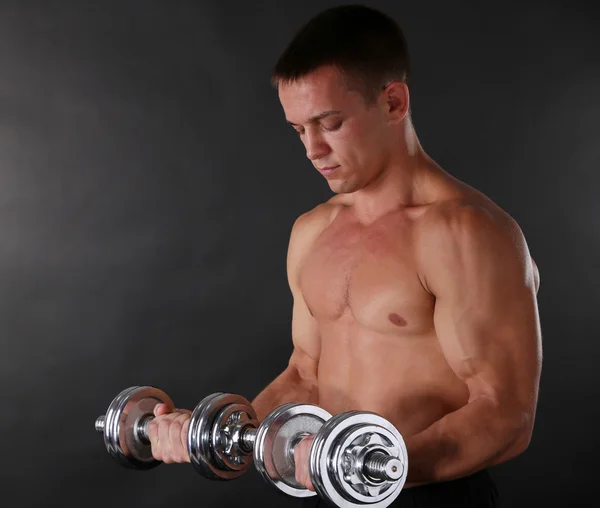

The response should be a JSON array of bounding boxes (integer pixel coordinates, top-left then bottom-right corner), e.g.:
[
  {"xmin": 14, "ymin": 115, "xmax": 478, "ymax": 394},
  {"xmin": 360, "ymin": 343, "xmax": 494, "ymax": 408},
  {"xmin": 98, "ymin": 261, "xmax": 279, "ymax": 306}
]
[{"xmin": 388, "ymin": 313, "xmax": 407, "ymax": 327}]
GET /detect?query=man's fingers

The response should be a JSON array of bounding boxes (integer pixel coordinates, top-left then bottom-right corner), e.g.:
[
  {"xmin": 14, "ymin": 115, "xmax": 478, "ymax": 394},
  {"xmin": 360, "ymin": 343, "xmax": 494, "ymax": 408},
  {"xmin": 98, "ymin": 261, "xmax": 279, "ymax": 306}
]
[
  {"xmin": 153, "ymin": 403, "xmax": 171, "ymax": 417},
  {"xmin": 157, "ymin": 413, "xmax": 179, "ymax": 463},
  {"xmin": 294, "ymin": 436, "xmax": 316, "ymax": 491},
  {"xmin": 146, "ymin": 410, "xmax": 191, "ymax": 463},
  {"xmin": 168, "ymin": 413, "xmax": 190, "ymax": 462},
  {"xmin": 180, "ymin": 416, "xmax": 191, "ymax": 462}
]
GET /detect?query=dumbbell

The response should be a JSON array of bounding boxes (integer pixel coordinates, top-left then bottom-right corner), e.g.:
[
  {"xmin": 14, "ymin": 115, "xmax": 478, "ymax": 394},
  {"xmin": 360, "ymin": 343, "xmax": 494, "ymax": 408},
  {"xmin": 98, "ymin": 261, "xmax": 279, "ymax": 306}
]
[
  {"xmin": 94, "ymin": 386, "xmax": 258, "ymax": 476},
  {"xmin": 96, "ymin": 387, "xmax": 409, "ymax": 507},
  {"xmin": 187, "ymin": 394, "xmax": 409, "ymax": 507}
]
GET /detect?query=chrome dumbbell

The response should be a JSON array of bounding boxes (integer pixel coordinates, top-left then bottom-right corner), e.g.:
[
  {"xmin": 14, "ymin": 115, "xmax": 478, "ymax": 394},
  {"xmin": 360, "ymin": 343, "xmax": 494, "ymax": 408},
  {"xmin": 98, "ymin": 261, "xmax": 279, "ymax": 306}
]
[
  {"xmin": 185, "ymin": 394, "xmax": 409, "ymax": 507},
  {"xmin": 95, "ymin": 387, "xmax": 409, "ymax": 506},
  {"xmin": 94, "ymin": 386, "xmax": 258, "ymax": 477}
]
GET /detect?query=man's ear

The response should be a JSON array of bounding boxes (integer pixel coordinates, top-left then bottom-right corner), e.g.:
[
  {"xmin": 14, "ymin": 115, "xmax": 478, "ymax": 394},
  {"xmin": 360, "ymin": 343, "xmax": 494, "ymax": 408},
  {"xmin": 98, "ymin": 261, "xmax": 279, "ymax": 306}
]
[{"xmin": 381, "ymin": 81, "xmax": 410, "ymax": 124}]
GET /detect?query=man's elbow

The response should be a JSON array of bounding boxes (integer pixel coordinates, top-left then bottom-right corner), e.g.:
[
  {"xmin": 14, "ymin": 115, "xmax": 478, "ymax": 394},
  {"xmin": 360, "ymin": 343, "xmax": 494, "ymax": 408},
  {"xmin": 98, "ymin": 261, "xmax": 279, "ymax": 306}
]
[
  {"xmin": 499, "ymin": 409, "xmax": 535, "ymax": 462},
  {"xmin": 510, "ymin": 425, "xmax": 532, "ymax": 458},
  {"xmin": 516, "ymin": 410, "xmax": 535, "ymax": 452}
]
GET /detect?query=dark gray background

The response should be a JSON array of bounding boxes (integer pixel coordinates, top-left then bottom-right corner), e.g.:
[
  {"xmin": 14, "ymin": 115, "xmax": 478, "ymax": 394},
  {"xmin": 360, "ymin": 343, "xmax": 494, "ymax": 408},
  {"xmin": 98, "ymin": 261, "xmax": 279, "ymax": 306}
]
[{"xmin": 1, "ymin": 1, "xmax": 598, "ymax": 506}]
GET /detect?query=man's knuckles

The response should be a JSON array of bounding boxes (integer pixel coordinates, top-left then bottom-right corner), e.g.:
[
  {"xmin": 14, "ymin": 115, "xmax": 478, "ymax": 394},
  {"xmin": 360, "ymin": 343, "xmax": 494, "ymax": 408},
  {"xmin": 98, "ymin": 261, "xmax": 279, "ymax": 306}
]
[{"xmin": 146, "ymin": 412, "xmax": 191, "ymax": 463}]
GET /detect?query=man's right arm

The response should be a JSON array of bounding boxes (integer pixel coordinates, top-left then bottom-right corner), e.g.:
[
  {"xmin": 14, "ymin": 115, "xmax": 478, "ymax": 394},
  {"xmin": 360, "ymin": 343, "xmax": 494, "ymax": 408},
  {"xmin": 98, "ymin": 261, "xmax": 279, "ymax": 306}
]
[
  {"xmin": 251, "ymin": 209, "xmax": 324, "ymax": 422},
  {"xmin": 147, "ymin": 207, "xmax": 329, "ymax": 463}
]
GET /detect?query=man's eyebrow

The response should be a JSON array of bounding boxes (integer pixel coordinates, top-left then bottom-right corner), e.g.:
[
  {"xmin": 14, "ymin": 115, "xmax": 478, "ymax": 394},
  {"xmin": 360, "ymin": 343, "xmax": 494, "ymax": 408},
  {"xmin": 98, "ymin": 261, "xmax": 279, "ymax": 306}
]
[{"xmin": 286, "ymin": 110, "xmax": 342, "ymax": 126}]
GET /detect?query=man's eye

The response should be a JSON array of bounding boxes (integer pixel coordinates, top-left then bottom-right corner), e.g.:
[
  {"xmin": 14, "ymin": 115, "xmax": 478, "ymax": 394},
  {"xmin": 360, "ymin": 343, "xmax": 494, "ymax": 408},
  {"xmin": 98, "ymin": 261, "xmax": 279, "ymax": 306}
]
[
  {"xmin": 324, "ymin": 122, "xmax": 342, "ymax": 132},
  {"xmin": 293, "ymin": 122, "xmax": 341, "ymax": 136}
]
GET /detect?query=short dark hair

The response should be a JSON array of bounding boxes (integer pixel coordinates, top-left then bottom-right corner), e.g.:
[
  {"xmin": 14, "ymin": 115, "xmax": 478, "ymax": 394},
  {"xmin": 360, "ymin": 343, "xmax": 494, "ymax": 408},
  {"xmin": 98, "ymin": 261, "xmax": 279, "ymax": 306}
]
[{"xmin": 271, "ymin": 5, "xmax": 411, "ymax": 107}]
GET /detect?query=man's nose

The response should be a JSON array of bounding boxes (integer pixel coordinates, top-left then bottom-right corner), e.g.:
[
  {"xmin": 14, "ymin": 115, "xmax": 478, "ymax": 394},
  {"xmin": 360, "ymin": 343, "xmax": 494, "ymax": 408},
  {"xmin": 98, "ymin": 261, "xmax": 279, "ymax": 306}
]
[{"xmin": 304, "ymin": 131, "xmax": 330, "ymax": 161}]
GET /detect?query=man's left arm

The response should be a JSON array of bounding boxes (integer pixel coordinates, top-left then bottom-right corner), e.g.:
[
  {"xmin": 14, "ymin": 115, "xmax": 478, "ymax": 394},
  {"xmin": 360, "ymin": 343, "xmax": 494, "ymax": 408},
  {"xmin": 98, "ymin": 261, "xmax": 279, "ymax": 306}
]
[{"xmin": 407, "ymin": 203, "xmax": 542, "ymax": 485}]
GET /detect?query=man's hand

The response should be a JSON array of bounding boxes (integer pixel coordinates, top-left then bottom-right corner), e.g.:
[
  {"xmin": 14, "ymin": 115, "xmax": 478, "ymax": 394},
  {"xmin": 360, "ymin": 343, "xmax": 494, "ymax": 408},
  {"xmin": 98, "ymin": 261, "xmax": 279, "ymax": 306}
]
[
  {"xmin": 294, "ymin": 434, "xmax": 317, "ymax": 491},
  {"xmin": 146, "ymin": 403, "xmax": 192, "ymax": 464}
]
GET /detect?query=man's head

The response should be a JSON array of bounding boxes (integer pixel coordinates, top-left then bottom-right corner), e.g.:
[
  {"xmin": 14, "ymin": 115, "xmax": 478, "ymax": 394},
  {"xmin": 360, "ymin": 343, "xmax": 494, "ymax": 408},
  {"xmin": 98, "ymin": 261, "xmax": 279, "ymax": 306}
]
[{"xmin": 272, "ymin": 5, "xmax": 413, "ymax": 194}]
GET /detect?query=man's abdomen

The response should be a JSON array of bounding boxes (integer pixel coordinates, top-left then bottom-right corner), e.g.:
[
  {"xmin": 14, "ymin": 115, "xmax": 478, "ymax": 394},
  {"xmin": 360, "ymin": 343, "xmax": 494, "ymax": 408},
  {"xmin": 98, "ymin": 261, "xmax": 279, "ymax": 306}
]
[{"xmin": 316, "ymin": 317, "xmax": 470, "ymax": 438}]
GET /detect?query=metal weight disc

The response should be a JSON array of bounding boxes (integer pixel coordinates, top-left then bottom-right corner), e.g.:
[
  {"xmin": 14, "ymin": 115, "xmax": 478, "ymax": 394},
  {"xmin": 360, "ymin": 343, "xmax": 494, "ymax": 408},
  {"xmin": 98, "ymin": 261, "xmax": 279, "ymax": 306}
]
[
  {"xmin": 253, "ymin": 403, "xmax": 332, "ymax": 498},
  {"xmin": 188, "ymin": 392, "xmax": 257, "ymax": 480},
  {"xmin": 309, "ymin": 412, "xmax": 408, "ymax": 508},
  {"xmin": 103, "ymin": 386, "xmax": 175, "ymax": 470}
]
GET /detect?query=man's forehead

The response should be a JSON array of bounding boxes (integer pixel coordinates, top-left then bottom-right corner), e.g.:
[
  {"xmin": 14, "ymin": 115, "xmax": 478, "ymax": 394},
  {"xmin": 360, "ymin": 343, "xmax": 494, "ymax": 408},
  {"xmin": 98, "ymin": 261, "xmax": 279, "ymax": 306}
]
[{"xmin": 279, "ymin": 72, "xmax": 350, "ymax": 125}]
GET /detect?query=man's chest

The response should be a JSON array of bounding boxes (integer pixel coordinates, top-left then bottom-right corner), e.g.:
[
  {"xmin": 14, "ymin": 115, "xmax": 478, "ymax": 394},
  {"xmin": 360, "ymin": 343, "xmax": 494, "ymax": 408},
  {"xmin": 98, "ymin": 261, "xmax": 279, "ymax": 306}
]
[{"xmin": 298, "ymin": 212, "xmax": 434, "ymax": 334}]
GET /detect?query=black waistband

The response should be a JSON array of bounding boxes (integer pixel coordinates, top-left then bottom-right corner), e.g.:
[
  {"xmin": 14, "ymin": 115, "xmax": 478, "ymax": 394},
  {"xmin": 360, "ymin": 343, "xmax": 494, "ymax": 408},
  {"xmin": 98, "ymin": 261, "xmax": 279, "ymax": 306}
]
[
  {"xmin": 300, "ymin": 469, "xmax": 500, "ymax": 508},
  {"xmin": 394, "ymin": 469, "xmax": 500, "ymax": 507}
]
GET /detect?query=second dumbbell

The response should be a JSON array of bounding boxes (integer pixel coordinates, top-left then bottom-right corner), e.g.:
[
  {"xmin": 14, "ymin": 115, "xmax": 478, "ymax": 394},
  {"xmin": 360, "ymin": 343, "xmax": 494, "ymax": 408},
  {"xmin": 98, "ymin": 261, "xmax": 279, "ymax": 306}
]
[
  {"xmin": 187, "ymin": 394, "xmax": 409, "ymax": 507},
  {"xmin": 94, "ymin": 386, "xmax": 259, "ymax": 478}
]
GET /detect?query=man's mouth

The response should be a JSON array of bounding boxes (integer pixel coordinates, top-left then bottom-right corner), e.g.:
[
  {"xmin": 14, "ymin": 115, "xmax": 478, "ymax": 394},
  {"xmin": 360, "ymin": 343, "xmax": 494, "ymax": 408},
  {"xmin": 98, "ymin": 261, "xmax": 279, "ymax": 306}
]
[{"xmin": 318, "ymin": 165, "xmax": 340, "ymax": 176}]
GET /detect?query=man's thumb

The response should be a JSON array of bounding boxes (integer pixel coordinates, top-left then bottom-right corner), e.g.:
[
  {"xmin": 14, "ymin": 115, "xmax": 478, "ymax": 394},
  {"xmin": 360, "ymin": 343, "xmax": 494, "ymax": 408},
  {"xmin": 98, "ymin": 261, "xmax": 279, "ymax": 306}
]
[{"xmin": 153, "ymin": 403, "xmax": 171, "ymax": 417}]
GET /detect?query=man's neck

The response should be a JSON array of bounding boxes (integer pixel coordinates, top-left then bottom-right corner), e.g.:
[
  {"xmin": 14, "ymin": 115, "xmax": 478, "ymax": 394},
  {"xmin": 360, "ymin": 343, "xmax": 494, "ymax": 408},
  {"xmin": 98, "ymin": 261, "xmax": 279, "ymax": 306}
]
[{"xmin": 349, "ymin": 145, "xmax": 436, "ymax": 225}]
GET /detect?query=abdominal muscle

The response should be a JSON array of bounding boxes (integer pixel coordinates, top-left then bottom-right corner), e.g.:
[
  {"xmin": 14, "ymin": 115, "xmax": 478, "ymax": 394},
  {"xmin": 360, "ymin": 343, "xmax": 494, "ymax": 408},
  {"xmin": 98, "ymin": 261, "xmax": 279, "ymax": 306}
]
[{"xmin": 315, "ymin": 312, "xmax": 470, "ymax": 439}]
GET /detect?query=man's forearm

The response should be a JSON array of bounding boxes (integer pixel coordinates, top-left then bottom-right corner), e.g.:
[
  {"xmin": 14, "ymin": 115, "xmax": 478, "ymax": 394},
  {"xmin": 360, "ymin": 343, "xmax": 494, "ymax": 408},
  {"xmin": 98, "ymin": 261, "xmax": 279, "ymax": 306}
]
[
  {"xmin": 251, "ymin": 365, "xmax": 319, "ymax": 422},
  {"xmin": 403, "ymin": 396, "xmax": 530, "ymax": 486}
]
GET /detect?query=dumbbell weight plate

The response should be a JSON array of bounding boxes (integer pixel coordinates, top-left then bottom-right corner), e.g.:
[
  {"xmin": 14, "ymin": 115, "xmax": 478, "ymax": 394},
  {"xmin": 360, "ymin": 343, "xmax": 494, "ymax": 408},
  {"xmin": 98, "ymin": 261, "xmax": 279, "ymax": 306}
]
[
  {"xmin": 309, "ymin": 412, "xmax": 408, "ymax": 508},
  {"xmin": 188, "ymin": 392, "xmax": 257, "ymax": 480},
  {"xmin": 254, "ymin": 403, "xmax": 332, "ymax": 498},
  {"xmin": 102, "ymin": 386, "xmax": 175, "ymax": 470}
]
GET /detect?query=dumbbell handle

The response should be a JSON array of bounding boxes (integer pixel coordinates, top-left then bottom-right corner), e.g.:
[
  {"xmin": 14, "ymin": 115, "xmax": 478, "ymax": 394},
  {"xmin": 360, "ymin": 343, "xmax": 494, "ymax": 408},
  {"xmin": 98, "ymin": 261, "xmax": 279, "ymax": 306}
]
[
  {"xmin": 95, "ymin": 414, "xmax": 152, "ymax": 444},
  {"xmin": 94, "ymin": 413, "xmax": 255, "ymax": 454},
  {"xmin": 238, "ymin": 424, "xmax": 402, "ymax": 482},
  {"xmin": 97, "ymin": 411, "xmax": 402, "ymax": 483},
  {"xmin": 94, "ymin": 411, "xmax": 252, "ymax": 454}
]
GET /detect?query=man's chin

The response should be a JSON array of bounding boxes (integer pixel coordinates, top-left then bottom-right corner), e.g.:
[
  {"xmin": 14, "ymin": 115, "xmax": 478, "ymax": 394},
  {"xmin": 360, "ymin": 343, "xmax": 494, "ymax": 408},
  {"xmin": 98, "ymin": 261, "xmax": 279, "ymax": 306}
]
[{"xmin": 328, "ymin": 180, "xmax": 355, "ymax": 194}]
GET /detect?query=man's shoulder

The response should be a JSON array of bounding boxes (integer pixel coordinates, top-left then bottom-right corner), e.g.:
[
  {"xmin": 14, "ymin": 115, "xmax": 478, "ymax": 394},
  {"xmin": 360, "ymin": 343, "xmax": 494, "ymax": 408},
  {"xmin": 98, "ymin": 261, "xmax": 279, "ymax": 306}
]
[
  {"xmin": 291, "ymin": 195, "xmax": 344, "ymax": 240},
  {"xmin": 418, "ymin": 192, "xmax": 521, "ymax": 242},
  {"xmin": 286, "ymin": 197, "xmax": 344, "ymax": 283},
  {"xmin": 415, "ymin": 193, "xmax": 530, "ymax": 289},
  {"xmin": 287, "ymin": 197, "xmax": 344, "ymax": 273}
]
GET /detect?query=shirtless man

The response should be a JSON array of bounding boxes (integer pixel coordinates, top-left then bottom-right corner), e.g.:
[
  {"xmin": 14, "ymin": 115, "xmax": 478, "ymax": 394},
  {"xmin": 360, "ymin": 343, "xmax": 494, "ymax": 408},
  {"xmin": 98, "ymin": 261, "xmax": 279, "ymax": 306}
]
[{"xmin": 147, "ymin": 6, "xmax": 542, "ymax": 506}]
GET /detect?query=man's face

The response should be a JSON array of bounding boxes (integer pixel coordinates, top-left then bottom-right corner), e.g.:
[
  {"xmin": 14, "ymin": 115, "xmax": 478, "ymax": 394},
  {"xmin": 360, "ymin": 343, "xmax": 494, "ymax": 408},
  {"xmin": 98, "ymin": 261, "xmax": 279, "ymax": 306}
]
[{"xmin": 278, "ymin": 66, "xmax": 391, "ymax": 194}]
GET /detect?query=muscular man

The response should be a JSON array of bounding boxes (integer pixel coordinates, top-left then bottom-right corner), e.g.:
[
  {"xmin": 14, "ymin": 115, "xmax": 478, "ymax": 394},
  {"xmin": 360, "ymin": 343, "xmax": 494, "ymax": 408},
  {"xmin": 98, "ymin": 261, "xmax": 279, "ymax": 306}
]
[{"xmin": 148, "ymin": 5, "xmax": 542, "ymax": 506}]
